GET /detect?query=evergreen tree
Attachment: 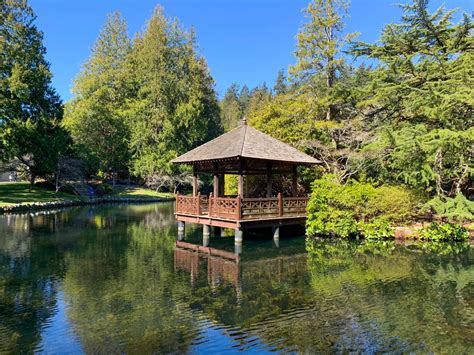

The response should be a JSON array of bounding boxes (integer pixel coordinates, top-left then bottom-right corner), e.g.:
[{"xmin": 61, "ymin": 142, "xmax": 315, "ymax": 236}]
[
  {"xmin": 351, "ymin": 0, "xmax": 473, "ymax": 196},
  {"xmin": 0, "ymin": 0, "xmax": 66, "ymax": 185},
  {"xmin": 64, "ymin": 12, "xmax": 132, "ymax": 179},
  {"xmin": 127, "ymin": 6, "xmax": 221, "ymax": 180},
  {"xmin": 290, "ymin": 0, "xmax": 356, "ymax": 121},
  {"xmin": 0, "ymin": 0, "xmax": 62, "ymax": 122},
  {"xmin": 352, "ymin": 0, "xmax": 473, "ymax": 129},
  {"xmin": 220, "ymin": 83, "xmax": 242, "ymax": 131},
  {"xmin": 273, "ymin": 69, "xmax": 287, "ymax": 95}
]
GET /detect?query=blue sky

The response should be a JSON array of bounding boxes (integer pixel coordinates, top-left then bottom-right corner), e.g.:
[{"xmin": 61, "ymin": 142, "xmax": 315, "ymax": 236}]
[{"xmin": 30, "ymin": 0, "xmax": 472, "ymax": 101}]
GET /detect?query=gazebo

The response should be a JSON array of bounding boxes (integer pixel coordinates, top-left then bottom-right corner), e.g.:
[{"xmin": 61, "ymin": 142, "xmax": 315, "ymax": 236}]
[{"xmin": 172, "ymin": 119, "xmax": 320, "ymax": 248}]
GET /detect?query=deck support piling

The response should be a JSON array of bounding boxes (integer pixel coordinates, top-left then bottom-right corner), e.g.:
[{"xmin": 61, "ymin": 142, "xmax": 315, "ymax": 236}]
[
  {"xmin": 203, "ymin": 224, "xmax": 210, "ymax": 246},
  {"xmin": 178, "ymin": 221, "xmax": 185, "ymax": 241},
  {"xmin": 272, "ymin": 226, "xmax": 280, "ymax": 247},
  {"xmin": 234, "ymin": 229, "xmax": 243, "ymax": 254}
]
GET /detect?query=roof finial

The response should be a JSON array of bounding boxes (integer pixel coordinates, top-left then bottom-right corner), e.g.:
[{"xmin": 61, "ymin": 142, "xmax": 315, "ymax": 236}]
[{"xmin": 242, "ymin": 116, "xmax": 247, "ymax": 126}]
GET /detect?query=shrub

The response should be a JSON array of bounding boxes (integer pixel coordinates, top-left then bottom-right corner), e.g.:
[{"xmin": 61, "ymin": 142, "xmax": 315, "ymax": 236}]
[
  {"xmin": 418, "ymin": 222, "xmax": 469, "ymax": 242},
  {"xmin": 306, "ymin": 174, "xmax": 422, "ymax": 239},
  {"xmin": 423, "ymin": 193, "xmax": 474, "ymax": 222},
  {"xmin": 358, "ymin": 219, "xmax": 395, "ymax": 240}
]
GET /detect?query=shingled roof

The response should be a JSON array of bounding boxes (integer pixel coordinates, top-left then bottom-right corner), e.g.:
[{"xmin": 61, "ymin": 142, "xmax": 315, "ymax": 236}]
[{"xmin": 172, "ymin": 121, "xmax": 320, "ymax": 165}]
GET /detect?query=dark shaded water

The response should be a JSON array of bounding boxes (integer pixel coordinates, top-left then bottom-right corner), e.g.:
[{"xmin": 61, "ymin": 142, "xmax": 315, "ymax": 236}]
[{"xmin": 0, "ymin": 203, "xmax": 472, "ymax": 353}]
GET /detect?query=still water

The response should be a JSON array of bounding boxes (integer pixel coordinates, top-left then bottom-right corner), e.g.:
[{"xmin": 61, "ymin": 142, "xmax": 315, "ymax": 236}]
[{"xmin": 0, "ymin": 202, "xmax": 472, "ymax": 353}]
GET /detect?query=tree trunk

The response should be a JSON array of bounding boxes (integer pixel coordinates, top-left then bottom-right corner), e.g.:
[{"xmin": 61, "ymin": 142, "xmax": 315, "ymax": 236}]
[{"xmin": 29, "ymin": 173, "xmax": 36, "ymax": 191}]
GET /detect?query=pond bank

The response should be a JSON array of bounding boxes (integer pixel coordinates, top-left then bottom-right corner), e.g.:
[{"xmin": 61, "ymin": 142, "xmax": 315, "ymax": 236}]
[{"xmin": 0, "ymin": 196, "xmax": 175, "ymax": 214}]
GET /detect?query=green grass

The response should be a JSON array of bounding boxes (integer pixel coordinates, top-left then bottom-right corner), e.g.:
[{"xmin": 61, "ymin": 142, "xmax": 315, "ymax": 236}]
[
  {"xmin": 111, "ymin": 186, "xmax": 174, "ymax": 199},
  {"xmin": 0, "ymin": 182, "xmax": 174, "ymax": 207},
  {"xmin": 0, "ymin": 182, "xmax": 80, "ymax": 207}
]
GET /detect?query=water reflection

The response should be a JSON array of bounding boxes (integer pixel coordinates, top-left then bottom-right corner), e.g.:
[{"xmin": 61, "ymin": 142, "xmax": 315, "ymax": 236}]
[{"xmin": 0, "ymin": 203, "xmax": 472, "ymax": 353}]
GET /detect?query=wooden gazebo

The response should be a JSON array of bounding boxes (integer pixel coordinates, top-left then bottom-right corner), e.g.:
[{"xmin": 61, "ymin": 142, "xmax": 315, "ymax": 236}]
[{"xmin": 172, "ymin": 119, "xmax": 320, "ymax": 246}]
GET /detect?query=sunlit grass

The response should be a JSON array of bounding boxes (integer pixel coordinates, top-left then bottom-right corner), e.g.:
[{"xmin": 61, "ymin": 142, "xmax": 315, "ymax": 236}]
[
  {"xmin": 112, "ymin": 186, "xmax": 174, "ymax": 199},
  {"xmin": 0, "ymin": 182, "xmax": 174, "ymax": 207},
  {"xmin": 0, "ymin": 182, "xmax": 79, "ymax": 206}
]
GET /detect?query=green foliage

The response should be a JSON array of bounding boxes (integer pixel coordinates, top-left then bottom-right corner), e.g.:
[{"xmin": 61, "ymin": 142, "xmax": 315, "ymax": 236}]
[
  {"xmin": 424, "ymin": 193, "xmax": 474, "ymax": 222},
  {"xmin": 306, "ymin": 174, "xmax": 421, "ymax": 238},
  {"xmin": 352, "ymin": 0, "xmax": 473, "ymax": 129},
  {"xmin": 127, "ymin": 7, "xmax": 221, "ymax": 179},
  {"xmin": 418, "ymin": 222, "xmax": 469, "ymax": 242},
  {"xmin": 224, "ymin": 174, "xmax": 238, "ymax": 196},
  {"xmin": 358, "ymin": 219, "xmax": 394, "ymax": 240},
  {"xmin": 0, "ymin": 0, "xmax": 62, "ymax": 122},
  {"xmin": 1, "ymin": 117, "xmax": 69, "ymax": 183},
  {"xmin": 64, "ymin": 12, "xmax": 132, "ymax": 176},
  {"xmin": 290, "ymin": 0, "xmax": 358, "ymax": 121},
  {"xmin": 0, "ymin": 0, "xmax": 65, "ymax": 183}
]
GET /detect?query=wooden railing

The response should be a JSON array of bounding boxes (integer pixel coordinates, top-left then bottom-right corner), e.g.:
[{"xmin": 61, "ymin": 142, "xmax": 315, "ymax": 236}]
[{"xmin": 176, "ymin": 193, "xmax": 308, "ymax": 221}]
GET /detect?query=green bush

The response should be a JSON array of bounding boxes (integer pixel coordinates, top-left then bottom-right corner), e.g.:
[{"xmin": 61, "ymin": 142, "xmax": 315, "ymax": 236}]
[
  {"xmin": 306, "ymin": 174, "xmax": 421, "ymax": 239},
  {"xmin": 418, "ymin": 222, "xmax": 469, "ymax": 242},
  {"xmin": 358, "ymin": 219, "xmax": 395, "ymax": 240},
  {"xmin": 423, "ymin": 193, "xmax": 474, "ymax": 222}
]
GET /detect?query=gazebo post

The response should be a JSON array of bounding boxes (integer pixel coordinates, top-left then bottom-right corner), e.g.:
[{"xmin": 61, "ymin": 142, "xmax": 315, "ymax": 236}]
[
  {"xmin": 292, "ymin": 165, "xmax": 298, "ymax": 197},
  {"xmin": 237, "ymin": 160, "xmax": 244, "ymax": 197},
  {"xmin": 192, "ymin": 166, "xmax": 198, "ymax": 196},
  {"xmin": 213, "ymin": 162, "xmax": 219, "ymax": 197}
]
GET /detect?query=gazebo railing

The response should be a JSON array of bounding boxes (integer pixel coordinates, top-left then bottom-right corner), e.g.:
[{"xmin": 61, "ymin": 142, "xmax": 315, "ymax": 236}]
[{"xmin": 176, "ymin": 193, "xmax": 308, "ymax": 221}]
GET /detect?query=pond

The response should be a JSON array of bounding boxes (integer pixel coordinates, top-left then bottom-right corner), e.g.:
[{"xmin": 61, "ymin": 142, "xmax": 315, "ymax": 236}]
[{"xmin": 0, "ymin": 202, "xmax": 472, "ymax": 353}]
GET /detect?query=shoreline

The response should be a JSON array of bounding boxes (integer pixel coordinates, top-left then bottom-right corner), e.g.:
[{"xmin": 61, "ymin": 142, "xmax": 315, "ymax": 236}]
[{"xmin": 0, "ymin": 196, "xmax": 175, "ymax": 215}]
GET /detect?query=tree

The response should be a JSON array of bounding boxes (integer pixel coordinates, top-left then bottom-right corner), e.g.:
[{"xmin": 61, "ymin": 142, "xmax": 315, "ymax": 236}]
[
  {"xmin": 0, "ymin": 0, "xmax": 65, "ymax": 186},
  {"xmin": 127, "ymin": 6, "xmax": 221, "ymax": 180},
  {"xmin": 351, "ymin": 0, "xmax": 474, "ymax": 197},
  {"xmin": 289, "ymin": 0, "xmax": 356, "ymax": 121},
  {"xmin": 273, "ymin": 69, "xmax": 287, "ymax": 95},
  {"xmin": 220, "ymin": 83, "xmax": 242, "ymax": 131},
  {"xmin": 352, "ymin": 0, "xmax": 473, "ymax": 129},
  {"xmin": 1, "ymin": 117, "xmax": 70, "ymax": 186},
  {"xmin": 64, "ymin": 12, "xmax": 132, "ymax": 180},
  {"xmin": 0, "ymin": 0, "xmax": 62, "ymax": 122}
]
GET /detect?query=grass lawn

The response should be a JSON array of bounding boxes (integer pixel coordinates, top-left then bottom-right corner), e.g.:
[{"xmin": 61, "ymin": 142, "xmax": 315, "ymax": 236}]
[
  {"xmin": 0, "ymin": 182, "xmax": 174, "ymax": 207},
  {"xmin": 111, "ymin": 186, "xmax": 174, "ymax": 199},
  {"xmin": 0, "ymin": 182, "xmax": 79, "ymax": 207}
]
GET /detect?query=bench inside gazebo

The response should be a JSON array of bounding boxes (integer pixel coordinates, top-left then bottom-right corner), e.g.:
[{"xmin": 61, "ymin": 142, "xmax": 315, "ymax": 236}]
[{"xmin": 172, "ymin": 119, "xmax": 320, "ymax": 248}]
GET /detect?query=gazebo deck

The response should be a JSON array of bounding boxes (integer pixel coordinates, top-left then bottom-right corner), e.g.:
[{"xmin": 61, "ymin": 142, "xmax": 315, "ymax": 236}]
[{"xmin": 175, "ymin": 193, "xmax": 308, "ymax": 229}]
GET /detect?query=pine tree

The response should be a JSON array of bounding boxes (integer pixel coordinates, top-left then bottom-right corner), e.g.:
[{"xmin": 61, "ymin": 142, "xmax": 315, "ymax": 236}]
[
  {"xmin": 64, "ymin": 12, "xmax": 132, "ymax": 179},
  {"xmin": 220, "ymin": 83, "xmax": 242, "ymax": 131},
  {"xmin": 273, "ymin": 69, "xmax": 287, "ymax": 95},
  {"xmin": 290, "ymin": 0, "xmax": 356, "ymax": 121}
]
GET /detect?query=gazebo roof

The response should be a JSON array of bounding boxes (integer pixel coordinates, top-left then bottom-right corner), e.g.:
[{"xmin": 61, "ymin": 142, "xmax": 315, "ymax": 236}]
[{"xmin": 172, "ymin": 121, "xmax": 320, "ymax": 165}]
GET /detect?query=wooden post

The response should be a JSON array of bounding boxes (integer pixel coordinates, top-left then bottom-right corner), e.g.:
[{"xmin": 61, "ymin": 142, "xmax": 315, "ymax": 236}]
[
  {"xmin": 236, "ymin": 194, "xmax": 242, "ymax": 220},
  {"xmin": 292, "ymin": 165, "xmax": 298, "ymax": 197},
  {"xmin": 196, "ymin": 192, "xmax": 201, "ymax": 215},
  {"xmin": 237, "ymin": 159, "xmax": 244, "ymax": 198},
  {"xmin": 278, "ymin": 192, "xmax": 283, "ymax": 217},
  {"xmin": 238, "ymin": 174, "xmax": 244, "ymax": 197},
  {"xmin": 209, "ymin": 192, "xmax": 213, "ymax": 217},
  {"xmin": 213, "ymin": 174, "xmax": 219, "ymax": 197},
  {"xmin": 192, "ymin": 172, "xmax": 198, "ymax": 196}
]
